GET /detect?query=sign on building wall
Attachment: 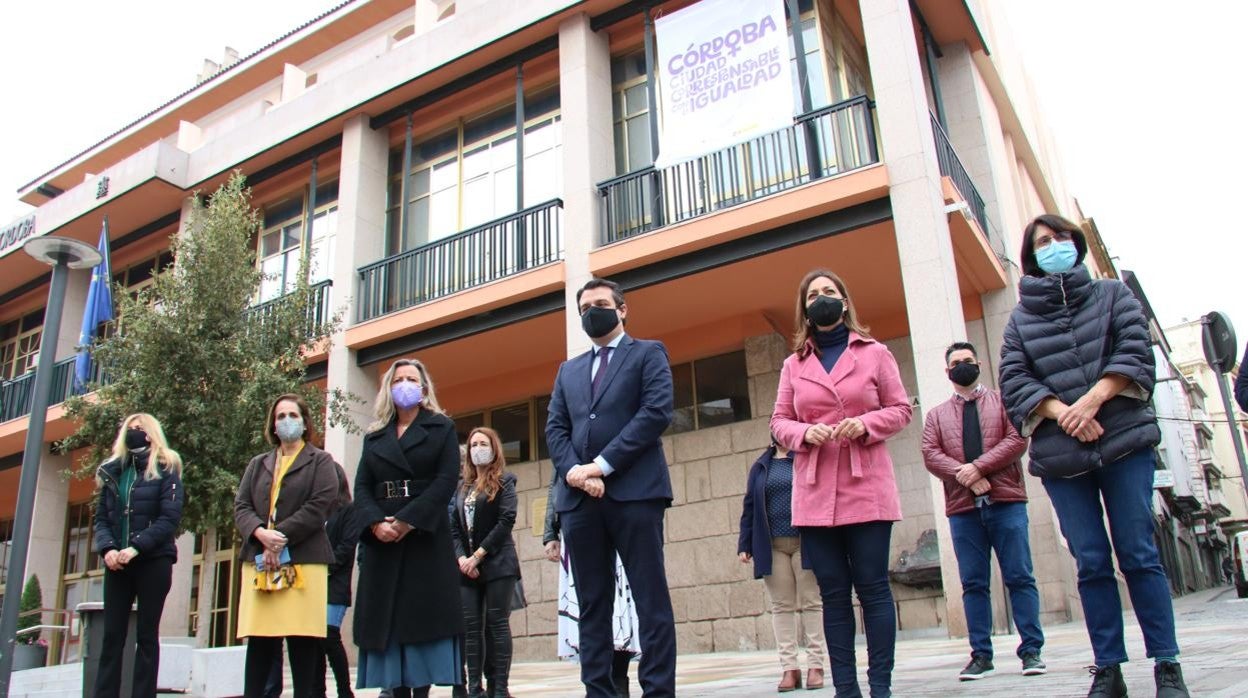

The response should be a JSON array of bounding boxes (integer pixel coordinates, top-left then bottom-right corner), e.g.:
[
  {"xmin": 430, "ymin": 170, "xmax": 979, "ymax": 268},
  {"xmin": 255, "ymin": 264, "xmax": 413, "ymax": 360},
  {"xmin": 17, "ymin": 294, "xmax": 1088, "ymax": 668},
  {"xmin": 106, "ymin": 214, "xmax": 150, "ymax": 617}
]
[
  {"xmin": 0, "ymin": 214, "xmax": 37, "ymax": 259},
  {"xmin": 1153, "ymin": 468, "xmax": 1175, "ymax": 489},
  {"xmin": 653, "ymin": 0, "xmax": 794, "ymax": 168}
]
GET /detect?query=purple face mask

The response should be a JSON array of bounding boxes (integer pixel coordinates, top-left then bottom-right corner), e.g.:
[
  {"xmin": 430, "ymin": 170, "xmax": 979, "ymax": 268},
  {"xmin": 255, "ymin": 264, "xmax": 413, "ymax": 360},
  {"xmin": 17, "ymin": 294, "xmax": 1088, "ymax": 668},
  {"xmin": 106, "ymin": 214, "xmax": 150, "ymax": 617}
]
[{"xmin": 391, "ymin": 381, "xmax": 424, "ymax": 410}]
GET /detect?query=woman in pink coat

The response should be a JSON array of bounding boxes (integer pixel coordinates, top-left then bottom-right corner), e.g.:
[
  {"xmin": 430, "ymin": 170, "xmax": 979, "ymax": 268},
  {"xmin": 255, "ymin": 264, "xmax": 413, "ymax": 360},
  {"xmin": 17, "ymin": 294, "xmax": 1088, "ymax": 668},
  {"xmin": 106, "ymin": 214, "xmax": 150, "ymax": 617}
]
[{"xmin": 770, "ymin": 269, "xmax": 913, "ymax": 698}]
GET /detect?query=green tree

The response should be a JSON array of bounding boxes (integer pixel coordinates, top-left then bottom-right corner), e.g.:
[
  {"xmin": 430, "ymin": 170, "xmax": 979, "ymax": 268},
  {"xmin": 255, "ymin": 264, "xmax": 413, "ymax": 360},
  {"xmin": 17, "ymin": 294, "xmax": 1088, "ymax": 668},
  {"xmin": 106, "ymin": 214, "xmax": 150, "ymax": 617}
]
[
  {"xmin": 15, "ymin": 575, "xmax": 42, "ymax": 645},
  {"xmin": 60, "ymin": 172, "xmax": 356, "ymax": 534}
]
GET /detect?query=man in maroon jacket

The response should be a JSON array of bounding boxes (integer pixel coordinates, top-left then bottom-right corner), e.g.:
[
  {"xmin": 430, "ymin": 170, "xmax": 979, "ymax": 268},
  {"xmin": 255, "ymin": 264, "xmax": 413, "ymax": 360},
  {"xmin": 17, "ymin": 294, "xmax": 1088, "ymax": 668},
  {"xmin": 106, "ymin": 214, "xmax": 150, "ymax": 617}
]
[{"xmin": 922, "ymin": 342, "xmax": 1046, "ymax": 682}]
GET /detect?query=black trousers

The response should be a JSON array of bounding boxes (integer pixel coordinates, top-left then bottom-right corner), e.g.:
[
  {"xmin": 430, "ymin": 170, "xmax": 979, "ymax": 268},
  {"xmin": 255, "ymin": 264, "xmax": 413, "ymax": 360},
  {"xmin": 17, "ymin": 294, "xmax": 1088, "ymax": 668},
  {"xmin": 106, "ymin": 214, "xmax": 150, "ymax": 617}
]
[
  {"xmin": 314, "ymin": 625, "xmax": 354, "ymax": 697},
  {"xmin": 562, "ymin": 497, "xmax": 676, "ymax": 698},
  {"xmin": 461, "ymin": 576, "xmax": 515, "ymax": 696},
  {"xmin": 244, "ymin": 635, "xmax": 321, "ymax": 698},
  {"xmin": 93, "ymin": 556, "xmax": 173, "ymax": 698}
]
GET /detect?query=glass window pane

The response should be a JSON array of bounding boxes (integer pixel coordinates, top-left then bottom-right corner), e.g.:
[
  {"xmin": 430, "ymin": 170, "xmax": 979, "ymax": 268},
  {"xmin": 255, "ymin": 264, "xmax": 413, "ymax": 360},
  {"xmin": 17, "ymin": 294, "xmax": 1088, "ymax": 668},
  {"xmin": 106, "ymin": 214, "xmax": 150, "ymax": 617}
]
[
  {"xmin": 283, "ymin": 223, "xmax": 303, "ymax": 250},
  {"xmin": 462, "ymin": 176, "xmax": 493, "ymax": 228},
  {"xmin": 489, "ymin": 402, "xmax": 532, "ymax": 463},
  {"xmin": 407, "ymin": 197, "xmax": 430, "ymax": 249},
  {"xmin": 410, "ymin": 168, "xmax": 431, "ymax": 198},
  {"xmin": 535, "ymin": 396, "xmax": 551, "ymax": 461},
  {"xmin": 626, "ymin": 116, "xmax": 653, "ymax": 171},
  {"xmin": 454, "ymin": 413, "xmax": 486, "ymax": 447},
  {"xmin": 463, "ymin": 145, "xmax": 490, "ymax": 179},
  {"xmin": 431, "ymin": 159, "xmax": 458, "ymax": 193},
  {"xmin": 667, "ymin": 362, "xmax": 695, "ymax": 435},
  {"xmin": 430, "ymin": 188, "xmax": 458, "ymax": 240},
  {"xmin": 693, "ymin": 351, "xmax": 751, "ymax": 429},
  {"xmin": 261, "ymin": 231, "xmax": 280, "ymax": 257},
  {"xmin": 625, "ymin": 84, "xmax": 649, "ymax": 117},
  {"xmin": 614, "ymin": 122, "xmax": 628, "ymax": 175}
]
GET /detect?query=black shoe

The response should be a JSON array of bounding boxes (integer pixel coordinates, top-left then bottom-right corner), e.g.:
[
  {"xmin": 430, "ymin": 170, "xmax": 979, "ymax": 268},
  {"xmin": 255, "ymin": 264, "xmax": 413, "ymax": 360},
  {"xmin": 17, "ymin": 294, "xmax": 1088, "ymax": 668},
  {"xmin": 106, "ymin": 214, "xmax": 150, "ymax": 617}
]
[
  {"xmin": 1021, "ymin": 653, "xmax": 1047, "ymax": 676},
  {"xmin": 958, "ymin": 655, "xmax": 994, "ymax": 681},
  {"xmin": 1087, "ymin": 665, "xmax": 1127, "ymax": 698},
  {"xmin": 1155, "ymin": 662, "xmax": 1190, "ymax": 697}
]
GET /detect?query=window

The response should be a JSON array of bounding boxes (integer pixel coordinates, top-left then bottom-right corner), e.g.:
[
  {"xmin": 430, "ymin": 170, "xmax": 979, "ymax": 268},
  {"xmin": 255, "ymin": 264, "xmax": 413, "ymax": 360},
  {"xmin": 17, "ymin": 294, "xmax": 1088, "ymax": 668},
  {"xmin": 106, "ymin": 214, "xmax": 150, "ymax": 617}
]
[
  {"xmin": 112, "ymin": 250, "xmax": 174, "ymax": 297},
  {"xmin": 188, "ymin": 531, "xmax": 240, "ymax": 647},
  {"xmin": 385, "ymin": 87, "xmax": 562, "ymax": 254},
  {"xmin": 59, "ymin": 502, "xmax": 104, "ymax": 662},
  {"xmin": 257, "ymin": 180, "xmax": 339, "ymax": 302},
  {"xmin": 0, "ymin": 309, "xmax": 45, "ymax": 380},
  {"xmin": 666, "ymin": 350, "xmax": 752, "ymax": 435},
  {"xmin": 612, "ymin": 50, "xmax": 654, "ymax": 175},
  {"xmin": 0, "ymin": 518, "xmax": 12, "ymax": 589},
  {"xmin": 454, "ymin": 396, "xmax": 549, "ymax": 463}
]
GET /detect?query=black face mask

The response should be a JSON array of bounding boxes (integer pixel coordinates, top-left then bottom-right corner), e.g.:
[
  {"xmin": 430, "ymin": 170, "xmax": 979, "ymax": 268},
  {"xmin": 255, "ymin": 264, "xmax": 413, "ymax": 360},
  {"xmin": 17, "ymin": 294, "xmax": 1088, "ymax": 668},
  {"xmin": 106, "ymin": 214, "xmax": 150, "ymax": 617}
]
[
  {"xmin": 806, "ymin": 296, "xmax": 845, "ymax": 328},
  {"xmin": 581, "ymin": 306, "xmax": 620, "ymax": 339},
  {"xmin": 124, "ymin": 428, "xmax": 150, "ymax": 451},
  {"xmin": 949, "ymin": 362, "xmax": 981, "ymax": 387}
]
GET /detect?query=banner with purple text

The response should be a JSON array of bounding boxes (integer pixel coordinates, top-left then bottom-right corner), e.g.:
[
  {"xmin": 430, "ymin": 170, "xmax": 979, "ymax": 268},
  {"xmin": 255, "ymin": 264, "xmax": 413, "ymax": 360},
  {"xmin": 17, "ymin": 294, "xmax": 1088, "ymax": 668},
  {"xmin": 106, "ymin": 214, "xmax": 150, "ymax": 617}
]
[{"xmin": 654, "ymin": 0, "xmax": 794, "ymax": 168}]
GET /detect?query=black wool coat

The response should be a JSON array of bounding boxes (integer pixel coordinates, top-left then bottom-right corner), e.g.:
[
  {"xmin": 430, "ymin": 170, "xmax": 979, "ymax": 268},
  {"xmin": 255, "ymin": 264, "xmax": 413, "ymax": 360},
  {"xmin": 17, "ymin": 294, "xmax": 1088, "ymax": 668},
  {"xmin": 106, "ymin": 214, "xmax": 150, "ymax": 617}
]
[
  {"xmin": 94, "ymin": 453, "xmax": 184, "ymax": 561},
  {"xmin": 999, "ymin": 265, "xmax": 1160, "ymax": 478},
  {"xmin": 352, "ymin": 410, "xmax": 465, "ymax": 650},
  {"xmin": 326, "ymin": 503, "xmax": 362, "ymax": 607},
  {"xmin": 451, "ymin": 472, "xmax": 521, "ymax": 584}
]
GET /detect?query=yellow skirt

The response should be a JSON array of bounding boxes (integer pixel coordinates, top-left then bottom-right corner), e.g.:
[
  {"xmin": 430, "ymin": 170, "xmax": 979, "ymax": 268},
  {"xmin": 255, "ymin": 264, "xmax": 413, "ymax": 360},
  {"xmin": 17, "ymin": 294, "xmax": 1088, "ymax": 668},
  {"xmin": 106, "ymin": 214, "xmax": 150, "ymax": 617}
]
[{"xmin": 236, "ymin": 563, "xmax": 328, "ymax": 639}]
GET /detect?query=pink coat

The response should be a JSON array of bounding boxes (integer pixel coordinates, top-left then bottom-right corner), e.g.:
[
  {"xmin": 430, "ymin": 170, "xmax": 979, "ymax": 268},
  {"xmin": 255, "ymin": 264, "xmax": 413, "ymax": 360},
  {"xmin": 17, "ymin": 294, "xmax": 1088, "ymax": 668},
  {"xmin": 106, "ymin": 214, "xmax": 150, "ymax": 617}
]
[{"xmin": 770, "ymin": 334, "xmax": 913, "ymax": 527}]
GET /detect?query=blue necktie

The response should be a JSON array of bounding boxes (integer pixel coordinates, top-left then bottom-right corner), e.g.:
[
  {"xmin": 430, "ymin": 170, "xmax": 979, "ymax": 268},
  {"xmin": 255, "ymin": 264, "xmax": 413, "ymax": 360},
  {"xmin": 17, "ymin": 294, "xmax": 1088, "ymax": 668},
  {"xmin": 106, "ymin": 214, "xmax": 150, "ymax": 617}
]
[{"xmin": 591, "ymin": 346, "xmax": 612, "ymax": 398}]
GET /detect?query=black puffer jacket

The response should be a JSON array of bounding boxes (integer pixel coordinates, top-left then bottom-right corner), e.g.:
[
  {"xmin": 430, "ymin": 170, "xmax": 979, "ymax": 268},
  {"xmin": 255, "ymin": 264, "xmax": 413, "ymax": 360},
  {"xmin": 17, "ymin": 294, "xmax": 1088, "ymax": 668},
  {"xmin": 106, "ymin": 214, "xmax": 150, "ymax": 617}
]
[
  {"xmin": 999, "ymin": 265, "xmax": 1160, "ymax": 478},
  {"xmin": 94, "ymin": 452, "xmax": 185, "ymax": 561}
]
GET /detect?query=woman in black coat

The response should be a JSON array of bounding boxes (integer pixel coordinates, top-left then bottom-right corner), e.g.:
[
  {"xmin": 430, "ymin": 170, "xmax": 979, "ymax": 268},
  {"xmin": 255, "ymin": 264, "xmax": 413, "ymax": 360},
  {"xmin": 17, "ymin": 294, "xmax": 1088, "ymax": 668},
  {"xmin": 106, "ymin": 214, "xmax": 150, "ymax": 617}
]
[
  {"xmin": 451, "ymin": 427, "xmax": 520, "ymax": 698},
  {"xmin": 353, "ymin": 359, "xmax": 464, "ymax": 698},
  {"xmin": 316, "ymin": 466, "xmax": 358, "ymax": 698},
  {"xmin": 998, "ymin": 214, "xmax": 1189, "ymax": 698},
  {"xmin": 92, "ymin": 413, "xmax": 184, "ymax": 698}
]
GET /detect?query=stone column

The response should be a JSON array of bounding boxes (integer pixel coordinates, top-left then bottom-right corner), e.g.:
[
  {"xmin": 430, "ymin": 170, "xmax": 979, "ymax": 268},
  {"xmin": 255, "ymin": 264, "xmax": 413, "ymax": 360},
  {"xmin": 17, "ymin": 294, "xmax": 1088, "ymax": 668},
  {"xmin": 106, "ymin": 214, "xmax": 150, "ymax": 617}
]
[
  {"xmin": 557, "ymin": 12, "xmax": 614, "ymax": 359},
  {"xmin": 321, "ymin": 114, "xmax": 388, "ymax": 659},
  {"xmin": 160, "ymin": 533, "xmax": 196, "ymax": 638},
  {"xmin": 324, "ymin": 114, "xmax": 387, "ymax": 480},
  {"xmin": 25, "ymin": 448, "xmax": 70, "ymax": 622},
  {"xmin": 861, "ymin": 0, "xmax": 970, "ymax": 637}
]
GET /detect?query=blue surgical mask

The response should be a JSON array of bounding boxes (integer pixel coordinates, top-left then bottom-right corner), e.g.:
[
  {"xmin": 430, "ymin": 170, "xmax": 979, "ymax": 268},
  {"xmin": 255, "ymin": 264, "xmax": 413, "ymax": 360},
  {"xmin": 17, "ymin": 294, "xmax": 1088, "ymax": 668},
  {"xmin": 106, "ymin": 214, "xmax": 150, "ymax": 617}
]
[
  {"xmin": 1035, "ymin": 240, "xmax": 1078, "ymax": 274},
  {"xmin": 275, "ymin": 416, "xmax": 305, "ymax": 443}
]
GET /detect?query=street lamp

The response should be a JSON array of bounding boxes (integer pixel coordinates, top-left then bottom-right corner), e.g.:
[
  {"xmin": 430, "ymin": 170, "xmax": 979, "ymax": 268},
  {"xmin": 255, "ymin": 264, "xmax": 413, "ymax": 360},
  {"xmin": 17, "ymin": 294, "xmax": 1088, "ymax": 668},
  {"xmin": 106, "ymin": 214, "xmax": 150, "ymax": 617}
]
[{"xmin": 0, "ymin": 236, "xmax": 102, "ymax": 694}]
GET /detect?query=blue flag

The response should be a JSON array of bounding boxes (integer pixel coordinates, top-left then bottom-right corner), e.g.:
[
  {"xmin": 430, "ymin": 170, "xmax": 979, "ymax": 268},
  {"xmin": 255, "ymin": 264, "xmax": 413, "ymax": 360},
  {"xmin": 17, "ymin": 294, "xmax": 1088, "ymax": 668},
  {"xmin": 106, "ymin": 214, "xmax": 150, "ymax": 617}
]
[{"xmin": 73, "ymin": 218, "xmax": 113, "ymax": 394}]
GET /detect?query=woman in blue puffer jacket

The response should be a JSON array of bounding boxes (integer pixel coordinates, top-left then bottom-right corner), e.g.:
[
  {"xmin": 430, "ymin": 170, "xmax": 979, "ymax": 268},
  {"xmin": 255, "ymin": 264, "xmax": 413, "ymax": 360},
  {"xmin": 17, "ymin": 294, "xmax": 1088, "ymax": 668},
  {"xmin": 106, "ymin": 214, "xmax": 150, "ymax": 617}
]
[
  {"xmin": 92, "ymin": 412, "xmax": 185, "ymax": 698},
  {"xmin": 998, "ymin": 214, "xmax": 1188, "ymax": 698}
]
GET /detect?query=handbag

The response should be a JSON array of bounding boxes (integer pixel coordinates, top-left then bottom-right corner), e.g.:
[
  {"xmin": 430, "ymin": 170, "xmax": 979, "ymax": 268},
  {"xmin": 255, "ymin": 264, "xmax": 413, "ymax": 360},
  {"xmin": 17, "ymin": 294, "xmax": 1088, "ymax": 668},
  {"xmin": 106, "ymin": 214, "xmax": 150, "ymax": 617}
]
[
  {"xmin": 253, "ymin": 547, "xmax": 302, "ymax": 592},
  {"xmin": 510, "ymin": 577, "xmax": 528, "ymax": 612}
]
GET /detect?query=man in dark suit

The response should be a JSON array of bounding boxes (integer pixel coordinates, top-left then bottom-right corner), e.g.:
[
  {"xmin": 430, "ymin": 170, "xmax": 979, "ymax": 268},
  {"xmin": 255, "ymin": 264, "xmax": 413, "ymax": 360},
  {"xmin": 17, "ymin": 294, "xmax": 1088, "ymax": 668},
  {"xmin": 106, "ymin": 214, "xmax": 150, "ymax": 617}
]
[{"xmin": 546, "ymin": 278, "xmax": 676, "ymax": 698}]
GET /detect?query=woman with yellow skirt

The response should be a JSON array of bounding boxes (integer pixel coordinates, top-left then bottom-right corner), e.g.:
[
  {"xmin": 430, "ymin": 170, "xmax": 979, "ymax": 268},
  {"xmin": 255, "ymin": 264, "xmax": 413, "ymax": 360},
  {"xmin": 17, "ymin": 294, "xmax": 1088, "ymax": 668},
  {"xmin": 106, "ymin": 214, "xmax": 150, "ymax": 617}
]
[{"xmin": 235, "ymin": 393, "xmax": 342, "ymax": 698}]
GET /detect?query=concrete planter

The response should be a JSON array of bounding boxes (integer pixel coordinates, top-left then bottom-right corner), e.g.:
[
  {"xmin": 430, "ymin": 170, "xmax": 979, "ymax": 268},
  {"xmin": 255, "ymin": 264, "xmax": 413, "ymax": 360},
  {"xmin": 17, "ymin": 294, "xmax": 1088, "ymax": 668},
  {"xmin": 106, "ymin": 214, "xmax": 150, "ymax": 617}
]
[{"xmin": 13, "ymin": 643, "xmax": 47, "ymax": 671}]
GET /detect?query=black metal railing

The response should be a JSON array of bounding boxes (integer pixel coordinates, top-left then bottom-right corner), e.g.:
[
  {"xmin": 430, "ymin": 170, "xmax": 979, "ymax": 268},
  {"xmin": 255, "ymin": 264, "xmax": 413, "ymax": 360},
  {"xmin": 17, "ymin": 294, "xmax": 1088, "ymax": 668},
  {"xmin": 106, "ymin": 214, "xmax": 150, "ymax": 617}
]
[
  {"xmin": 357, "ymin": 199, "xmax": 564, "ymax": 322},
  {"xmin": 246, "ymin": 279, "xmax": 334, "ymax": 337},
  {"xmin": 0, "ymin": 356, "xmax": 104, "ymax": 424},
  {"xmin": 930, "ymin": 113, "xmax": 1006, "ymax": 257},
  {"xmin": 599, "ymin": 95, "xmax": 878, "ymax": 243}
]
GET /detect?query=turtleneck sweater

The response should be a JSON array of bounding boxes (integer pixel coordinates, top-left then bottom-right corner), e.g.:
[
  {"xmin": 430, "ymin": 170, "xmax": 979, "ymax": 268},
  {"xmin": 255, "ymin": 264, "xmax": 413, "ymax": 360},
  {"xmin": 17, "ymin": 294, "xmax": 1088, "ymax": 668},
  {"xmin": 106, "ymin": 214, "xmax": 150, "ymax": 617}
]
[{"xmin": 815, "ymin": 323, "xmax": 850, "ymax": 373}]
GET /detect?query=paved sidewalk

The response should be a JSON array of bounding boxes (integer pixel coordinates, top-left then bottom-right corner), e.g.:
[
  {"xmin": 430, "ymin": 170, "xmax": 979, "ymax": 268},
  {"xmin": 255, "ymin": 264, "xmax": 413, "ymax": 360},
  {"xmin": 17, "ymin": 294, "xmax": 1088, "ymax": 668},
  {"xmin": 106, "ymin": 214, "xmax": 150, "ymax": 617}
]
[{"xmin": 332, "ymin": 585, "xmax": 1248, "ymax": 696}]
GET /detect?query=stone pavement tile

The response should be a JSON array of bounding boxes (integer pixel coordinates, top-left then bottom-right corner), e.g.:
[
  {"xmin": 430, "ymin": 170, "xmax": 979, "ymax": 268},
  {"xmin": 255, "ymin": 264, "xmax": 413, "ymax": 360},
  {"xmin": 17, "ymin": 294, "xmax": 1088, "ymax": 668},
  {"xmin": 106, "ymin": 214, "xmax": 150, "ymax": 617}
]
[{"xmin": 315, "ymin": 586, "xmax": 1248, "ymax": 697}]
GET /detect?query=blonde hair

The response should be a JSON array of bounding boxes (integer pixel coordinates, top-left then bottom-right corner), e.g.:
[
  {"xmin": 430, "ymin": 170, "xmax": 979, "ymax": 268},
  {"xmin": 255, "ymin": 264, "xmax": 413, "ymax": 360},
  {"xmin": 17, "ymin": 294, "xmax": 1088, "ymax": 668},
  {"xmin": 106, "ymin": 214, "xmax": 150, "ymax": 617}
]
[
  {"xmin": 368, "ymin": 358, "xmax": 446, "ymax": 432},
  {"xmin": 462, "ymin": 427, "xmax": 507, "ymax": 502},
  {"xmin": 104, "ymin": 413, "xmax": 184, "ymax": 482}
]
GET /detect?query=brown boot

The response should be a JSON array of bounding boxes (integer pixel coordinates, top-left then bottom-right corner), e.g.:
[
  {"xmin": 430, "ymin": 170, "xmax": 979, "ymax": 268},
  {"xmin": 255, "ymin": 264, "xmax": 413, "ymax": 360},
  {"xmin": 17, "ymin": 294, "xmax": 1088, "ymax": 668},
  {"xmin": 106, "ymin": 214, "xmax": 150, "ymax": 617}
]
[
  {"xmin": 778, "ymin": 669, "xmax": 802, "ymax": 693},
  {"xmin": 806, "ymin": 668, "xmax": 824, "ymax": 690}
]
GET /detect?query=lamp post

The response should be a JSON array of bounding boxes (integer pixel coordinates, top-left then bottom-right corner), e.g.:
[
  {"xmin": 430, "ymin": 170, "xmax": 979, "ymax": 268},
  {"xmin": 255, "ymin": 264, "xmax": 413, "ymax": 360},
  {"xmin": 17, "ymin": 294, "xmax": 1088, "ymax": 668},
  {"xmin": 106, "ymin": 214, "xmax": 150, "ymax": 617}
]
[{"xmin": 0, "ymin": 236, "xmax": 102, "ymax": 695}]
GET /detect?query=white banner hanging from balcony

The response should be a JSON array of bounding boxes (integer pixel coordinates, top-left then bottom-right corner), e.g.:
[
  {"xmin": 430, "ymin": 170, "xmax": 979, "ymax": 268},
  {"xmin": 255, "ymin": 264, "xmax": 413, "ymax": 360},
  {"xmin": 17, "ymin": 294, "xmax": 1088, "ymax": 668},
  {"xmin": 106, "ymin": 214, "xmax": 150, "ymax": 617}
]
[{"xmin": 653, "ymin": 0, "xmax": 795, "ymax": 168}]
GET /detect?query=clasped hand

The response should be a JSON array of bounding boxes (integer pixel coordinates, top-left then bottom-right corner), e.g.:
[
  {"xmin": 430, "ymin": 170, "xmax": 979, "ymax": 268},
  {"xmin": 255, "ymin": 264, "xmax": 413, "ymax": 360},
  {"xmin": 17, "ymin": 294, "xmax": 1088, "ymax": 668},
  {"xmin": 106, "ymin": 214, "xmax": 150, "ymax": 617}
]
[
  {"xmin": 372, "ymin": 516, "xmax": 414, "ymax": 543},
  {"xmin": 1043, "ymin": 395, "xmax": 1104, "ymax": 443},
  {"xmin": 803, "ymin": 417, "xmax": 866, "ymax": 446},
  {"xmin": 458, "ymin": 555, "xmax": 481, "ymax": 579},
  {"xmin": 566, "ymin": 463, "xmax": 605, "ymax": 498},
  {"xmin": 103, "ymin": 547, "xmax": 140, "ymax": 571}
]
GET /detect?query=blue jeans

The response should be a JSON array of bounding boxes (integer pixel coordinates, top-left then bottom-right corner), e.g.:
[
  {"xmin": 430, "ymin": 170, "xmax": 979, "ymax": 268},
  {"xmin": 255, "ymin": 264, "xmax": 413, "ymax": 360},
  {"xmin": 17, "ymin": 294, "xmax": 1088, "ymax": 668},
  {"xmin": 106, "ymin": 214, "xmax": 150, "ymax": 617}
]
[
  {"xmin": 1042, "ymin": 449, "xmax": 1179, "ymax": 666},
  {"xmin": 801, "ymin": 522, "xmax": 895, "ymax": 698},
  {"xmin": 949, "ymin": 501, "xmax": 1044, "ymax": 660}
]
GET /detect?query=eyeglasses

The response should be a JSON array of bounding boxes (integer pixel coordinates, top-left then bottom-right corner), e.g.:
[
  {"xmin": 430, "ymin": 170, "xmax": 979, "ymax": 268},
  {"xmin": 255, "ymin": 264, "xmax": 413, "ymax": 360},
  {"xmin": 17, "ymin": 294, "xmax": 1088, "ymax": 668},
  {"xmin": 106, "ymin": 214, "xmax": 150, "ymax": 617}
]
[{"xmin": 1034, "ymin": 229, "xmax": 1074, "ymax": 249}]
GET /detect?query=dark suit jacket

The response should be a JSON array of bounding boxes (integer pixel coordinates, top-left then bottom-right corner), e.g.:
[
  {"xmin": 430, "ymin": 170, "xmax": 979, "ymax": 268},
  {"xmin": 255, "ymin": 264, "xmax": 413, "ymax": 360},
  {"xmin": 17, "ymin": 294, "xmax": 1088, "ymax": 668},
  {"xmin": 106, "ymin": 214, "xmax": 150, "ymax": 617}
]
[
  {"xmin": 545, "ymin": 334, "xmax": 675, "ymax": 513},
  {"xmin": 450, "ymin": 472, "xmax": 521, "ymax": 583}
]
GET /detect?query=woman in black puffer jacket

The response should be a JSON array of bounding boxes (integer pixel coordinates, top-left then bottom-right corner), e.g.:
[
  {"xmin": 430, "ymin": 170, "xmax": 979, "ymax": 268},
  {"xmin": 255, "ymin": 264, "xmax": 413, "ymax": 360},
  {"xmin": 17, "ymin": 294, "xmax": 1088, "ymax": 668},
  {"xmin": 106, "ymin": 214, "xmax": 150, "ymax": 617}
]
[
  {"xmin": 92, "ymin": 413, "xmax": 185, "ymax": 698},
  {"xmin": 999, "ymin": 214, "xmax": 1188, "ymax": 698}
]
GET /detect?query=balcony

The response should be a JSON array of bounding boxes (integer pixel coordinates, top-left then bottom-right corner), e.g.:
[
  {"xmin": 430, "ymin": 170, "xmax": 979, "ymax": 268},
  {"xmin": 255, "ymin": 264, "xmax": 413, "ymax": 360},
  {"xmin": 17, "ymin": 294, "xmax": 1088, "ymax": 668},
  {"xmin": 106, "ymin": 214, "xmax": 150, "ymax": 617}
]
[
  {"xmin": 930, "ymin": 113, "xmax": 1006, "ymax": 257},
  {"xmin": 0, "ymin": 356, "xmax": 104, "ymax": 424},
  {"xmin": 356, "ymin": 199, "xmax": 564, "ymax": 323},
  {"xmin": 598, "ymin": 95, "xmax": 878, "ymax": 244},
  {"xmin": 245, "ymin": 278, "xmax": 334, "ymax": 337}
]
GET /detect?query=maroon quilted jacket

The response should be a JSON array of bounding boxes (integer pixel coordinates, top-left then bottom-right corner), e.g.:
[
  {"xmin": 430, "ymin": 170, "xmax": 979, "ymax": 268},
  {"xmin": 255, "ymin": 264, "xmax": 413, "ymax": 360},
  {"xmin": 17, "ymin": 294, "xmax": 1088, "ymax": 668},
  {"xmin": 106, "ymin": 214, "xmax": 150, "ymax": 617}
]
[{"xmin": 921, "ymin": 387, "xmax": 1028, "ymax": 516}]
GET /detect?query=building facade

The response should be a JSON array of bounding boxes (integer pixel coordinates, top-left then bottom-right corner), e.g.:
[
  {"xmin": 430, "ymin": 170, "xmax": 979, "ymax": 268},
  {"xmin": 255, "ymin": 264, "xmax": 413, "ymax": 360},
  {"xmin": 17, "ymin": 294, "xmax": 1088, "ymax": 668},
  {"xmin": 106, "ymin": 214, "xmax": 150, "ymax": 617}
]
[{"xmin": 0, "ymin": 0, "xmax": 1155, "ymax": 665}]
